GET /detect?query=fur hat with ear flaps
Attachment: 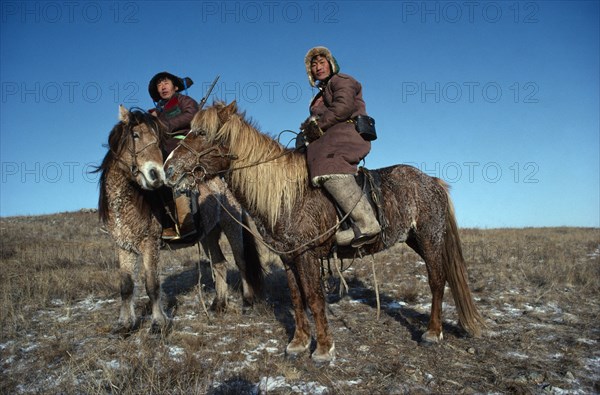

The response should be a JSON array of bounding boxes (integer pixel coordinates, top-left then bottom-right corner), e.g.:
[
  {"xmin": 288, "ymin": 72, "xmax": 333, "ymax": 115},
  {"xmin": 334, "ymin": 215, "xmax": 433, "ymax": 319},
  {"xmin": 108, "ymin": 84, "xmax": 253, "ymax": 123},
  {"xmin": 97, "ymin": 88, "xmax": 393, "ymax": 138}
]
[
  {"xmin": 148, "ymin": 71, "xmax": 194, "ymax": 102},
  {"xmin": 305, "ymin": 46, "xmax": 340, "ymax": 87}
]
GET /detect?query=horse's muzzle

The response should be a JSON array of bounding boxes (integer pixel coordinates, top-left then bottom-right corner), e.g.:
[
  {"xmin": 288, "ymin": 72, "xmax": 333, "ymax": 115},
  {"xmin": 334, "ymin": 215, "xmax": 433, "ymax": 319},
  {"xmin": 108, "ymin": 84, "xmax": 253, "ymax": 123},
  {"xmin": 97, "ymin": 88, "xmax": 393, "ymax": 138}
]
[{"xmin": 138, "ymin": 162, "xmax": 166, "ymax": 190}]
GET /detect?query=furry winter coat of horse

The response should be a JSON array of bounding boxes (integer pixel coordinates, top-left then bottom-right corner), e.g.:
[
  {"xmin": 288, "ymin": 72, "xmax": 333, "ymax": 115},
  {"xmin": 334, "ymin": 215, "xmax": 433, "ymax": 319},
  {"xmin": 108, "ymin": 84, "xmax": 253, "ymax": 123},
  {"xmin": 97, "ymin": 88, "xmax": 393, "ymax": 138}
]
[{"xmin": 306, "ymin": 73, "xmax": 371, "ymax": 182}]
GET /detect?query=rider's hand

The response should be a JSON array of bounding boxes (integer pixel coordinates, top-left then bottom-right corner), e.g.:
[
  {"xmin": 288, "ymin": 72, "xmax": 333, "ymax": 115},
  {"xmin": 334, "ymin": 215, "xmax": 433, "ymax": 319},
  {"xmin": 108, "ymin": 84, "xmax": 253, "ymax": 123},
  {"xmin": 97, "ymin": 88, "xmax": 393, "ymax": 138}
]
[{"xmin": 301, "ymin": 117, "xmax": 323, "ymax": 143}]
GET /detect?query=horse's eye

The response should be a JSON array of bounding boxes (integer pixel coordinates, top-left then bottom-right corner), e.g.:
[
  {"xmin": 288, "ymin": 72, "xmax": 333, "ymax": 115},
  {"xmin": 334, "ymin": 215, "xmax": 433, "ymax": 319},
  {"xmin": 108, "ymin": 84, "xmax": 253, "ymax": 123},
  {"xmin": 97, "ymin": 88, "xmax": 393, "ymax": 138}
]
[{"xmin": 132, "ymin": 132, "xmax": 140, "ymax": 139}]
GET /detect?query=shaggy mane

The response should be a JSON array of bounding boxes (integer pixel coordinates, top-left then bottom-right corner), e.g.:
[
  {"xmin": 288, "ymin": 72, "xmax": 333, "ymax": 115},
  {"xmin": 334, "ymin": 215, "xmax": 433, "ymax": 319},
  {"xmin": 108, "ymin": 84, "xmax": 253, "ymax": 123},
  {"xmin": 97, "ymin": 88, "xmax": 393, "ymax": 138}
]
[{"xmin": 191, "ymin": 103, "xmax": 308, "ymax": 230}]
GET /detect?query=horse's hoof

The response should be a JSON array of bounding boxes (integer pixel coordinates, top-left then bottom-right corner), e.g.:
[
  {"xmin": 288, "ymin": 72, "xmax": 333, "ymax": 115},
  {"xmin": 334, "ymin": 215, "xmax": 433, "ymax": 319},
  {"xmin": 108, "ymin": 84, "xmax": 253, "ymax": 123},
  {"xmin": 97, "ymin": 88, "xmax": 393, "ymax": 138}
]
[
  {"xmin": 112, "ymin": 318, "xmax": 139, "ymax": 336},
  {"xmin": 241, "ymin": 301, "xmax": 255, "ymax": 315},
  {"xmin": 420, "ymin": 330, "xmax": 443, "ymax": 346},
  {"xmin": 311, "ymin": 343, "xmax": 335, "ymax": 364},
  {"xmin": 210, "ymin": 299, "xmax": 227, "ymax": 314},
  {"xmin": 149, "ymin": 320, "xmax": 171, "ymax": 336},
  {"xmin": 285, "ymin": 339, "xmax": 311, "ymax": 358},
  {"xmin": 111, "ymin": 324, "xmax": 133, "ymax": 336}
]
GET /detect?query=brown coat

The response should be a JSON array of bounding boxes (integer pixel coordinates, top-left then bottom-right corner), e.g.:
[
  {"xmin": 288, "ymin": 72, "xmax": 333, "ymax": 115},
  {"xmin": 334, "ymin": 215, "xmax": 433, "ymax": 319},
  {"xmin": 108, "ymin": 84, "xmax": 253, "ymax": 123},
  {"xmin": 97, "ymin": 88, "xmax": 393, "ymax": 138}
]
[
  {"xmin": 153, "ymin": 93, "xmax": 199, "ymax": 154},
  {"xmin": 306, "ymin": 73, "xmax": 371, "ymax": 182}
]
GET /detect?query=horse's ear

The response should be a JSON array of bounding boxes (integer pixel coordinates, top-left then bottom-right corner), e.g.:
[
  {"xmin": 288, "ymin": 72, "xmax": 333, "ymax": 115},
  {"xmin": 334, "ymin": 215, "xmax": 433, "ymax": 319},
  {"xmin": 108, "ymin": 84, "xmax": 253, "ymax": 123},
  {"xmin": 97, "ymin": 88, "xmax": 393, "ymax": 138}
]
[
  {"xmin": 119, "ymin": 105, "xmax": 129, "ymax": 124},
  {"xmin": 218, "ymin": 101, "xmax": 237, "ymax": 123},
  {"xmin": 227, "ymin": 100, "xmax": 237, "ymax": 114}
]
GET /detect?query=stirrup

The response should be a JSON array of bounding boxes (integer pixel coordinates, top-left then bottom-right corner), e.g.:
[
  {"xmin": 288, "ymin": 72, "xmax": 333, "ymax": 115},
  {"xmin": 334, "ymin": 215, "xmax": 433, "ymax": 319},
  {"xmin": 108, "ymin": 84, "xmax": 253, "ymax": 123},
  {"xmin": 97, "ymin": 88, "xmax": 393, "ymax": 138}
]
[
  {"xmin": 162, "ymin": 226, "xmax": 181, "ymax": 240},
  {"xmin": 350, "ymin": 232, "xmax": 379, "ymax": 248}
]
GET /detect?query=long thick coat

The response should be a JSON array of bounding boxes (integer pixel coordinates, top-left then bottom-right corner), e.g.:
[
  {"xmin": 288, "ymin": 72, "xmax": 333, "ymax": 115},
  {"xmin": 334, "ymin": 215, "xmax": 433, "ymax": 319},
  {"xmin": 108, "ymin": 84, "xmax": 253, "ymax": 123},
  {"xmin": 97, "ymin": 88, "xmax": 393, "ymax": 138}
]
[
  {"xmin": 306, "ymin": 73, "xmax": 371, "ymax": 183},
  {"xmin": 154, "ymin": 93, "xmax": 199, "ymax": 154}
]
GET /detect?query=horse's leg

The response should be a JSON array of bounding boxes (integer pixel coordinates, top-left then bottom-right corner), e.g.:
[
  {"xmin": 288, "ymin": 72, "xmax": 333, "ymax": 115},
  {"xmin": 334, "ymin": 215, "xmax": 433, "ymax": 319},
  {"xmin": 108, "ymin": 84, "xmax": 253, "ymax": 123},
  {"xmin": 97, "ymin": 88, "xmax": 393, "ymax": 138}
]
[
  {"xmin": 116, "ymin": 249, "xmax": 137, "ymax": 332},
  {"xmin": 140, "ymin": 238, "xmax": 168, "ymax": 333},
  {"xmin": 296, "ymin": 254, "xmax": 335, "ymax": 362},
  {"xmin": 220, "ymin": 210, "xmax": 260, "ymax": 308},
  {"xmin": 408, "ymin": 235, "xmax": 446, "ymax": 344},
  {"xmin": 201, "ymin": 225, "xmax": 230, "ymax": 313},
  {"xmin": 284, "ymin": 261, "xmax": 312, "ymax": 356}
]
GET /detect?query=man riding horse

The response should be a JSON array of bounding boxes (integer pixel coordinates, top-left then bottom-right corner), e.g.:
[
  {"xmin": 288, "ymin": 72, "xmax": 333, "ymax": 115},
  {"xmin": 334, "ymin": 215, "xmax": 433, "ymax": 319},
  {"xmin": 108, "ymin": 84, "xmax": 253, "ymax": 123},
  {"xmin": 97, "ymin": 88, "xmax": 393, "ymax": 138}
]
[
  {"xmin": 148, "ymin": 71, "xmax": 198, "ymax": 240},
  {"xmin": 300, "ymin": 46, "xmax": 381, "ymax": 247}
]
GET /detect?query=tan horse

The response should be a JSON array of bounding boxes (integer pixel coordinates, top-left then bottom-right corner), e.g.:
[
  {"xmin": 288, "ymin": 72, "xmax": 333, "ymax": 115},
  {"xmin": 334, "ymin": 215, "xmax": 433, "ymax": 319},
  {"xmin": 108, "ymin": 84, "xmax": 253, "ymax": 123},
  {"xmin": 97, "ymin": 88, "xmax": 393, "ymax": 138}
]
[
  {"xmin": 96, "ymin": 106, "xmax": 262, "ymax": 333},
  {"xmin": 164, "ymin": 101, "xmax": 484, "ymax": 361}
]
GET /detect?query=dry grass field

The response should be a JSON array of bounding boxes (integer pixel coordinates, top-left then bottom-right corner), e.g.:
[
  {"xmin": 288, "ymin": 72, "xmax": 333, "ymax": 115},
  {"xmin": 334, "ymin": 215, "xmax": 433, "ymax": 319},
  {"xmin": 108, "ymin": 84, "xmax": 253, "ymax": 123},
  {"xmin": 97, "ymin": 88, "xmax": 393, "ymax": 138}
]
[{"xmin": 1, "ymin": 211, "xmax": 598, "ymax": 394}]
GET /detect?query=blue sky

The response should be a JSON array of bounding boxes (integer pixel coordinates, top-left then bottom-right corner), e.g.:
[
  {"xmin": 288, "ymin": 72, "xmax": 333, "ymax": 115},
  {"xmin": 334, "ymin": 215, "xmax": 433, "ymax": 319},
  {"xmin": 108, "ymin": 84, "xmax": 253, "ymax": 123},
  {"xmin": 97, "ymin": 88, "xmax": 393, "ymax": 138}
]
[{"xmin": 1, "ymin": 1, "xmax": 598, "ymax": 228}]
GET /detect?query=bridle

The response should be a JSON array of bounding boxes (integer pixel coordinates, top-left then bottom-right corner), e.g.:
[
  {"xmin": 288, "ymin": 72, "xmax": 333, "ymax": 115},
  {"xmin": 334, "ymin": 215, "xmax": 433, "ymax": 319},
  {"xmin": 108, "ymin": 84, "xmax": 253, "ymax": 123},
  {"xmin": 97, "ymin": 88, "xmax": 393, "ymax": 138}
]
[
  {"xmin": 167, "ymin": 127, "xmax": 362, "ymax": 256},
  {"xmin": 169, "ymin": 129, "xmax": 299, "ymax": 190},
  {"xmin": 112, "ymin": 122, "xmax": 161, "ymax": 180},
  {"xmin": 169, "ymin": 130, "xmax": 238, "ymax": 189}
]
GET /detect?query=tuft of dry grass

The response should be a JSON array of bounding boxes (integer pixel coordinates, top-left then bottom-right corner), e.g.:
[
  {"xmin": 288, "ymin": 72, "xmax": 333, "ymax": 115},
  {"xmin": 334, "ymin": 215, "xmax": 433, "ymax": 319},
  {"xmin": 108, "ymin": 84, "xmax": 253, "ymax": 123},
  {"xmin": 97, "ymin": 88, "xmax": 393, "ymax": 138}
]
[{"xmin": 460, "ymin": 227, "xmax": 600, "ymax": 300}]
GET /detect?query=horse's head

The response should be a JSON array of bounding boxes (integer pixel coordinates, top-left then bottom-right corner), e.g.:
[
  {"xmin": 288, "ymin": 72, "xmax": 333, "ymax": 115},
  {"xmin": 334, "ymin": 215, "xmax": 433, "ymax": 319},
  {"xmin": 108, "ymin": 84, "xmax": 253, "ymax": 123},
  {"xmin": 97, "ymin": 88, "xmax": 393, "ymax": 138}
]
[
  {"xmin": 111, "ymin": 105, "xmax": 166, "ymax": 190},
  {"xmin": 163, "ymin": 103, "xmax": 236, "ymax": 192}
]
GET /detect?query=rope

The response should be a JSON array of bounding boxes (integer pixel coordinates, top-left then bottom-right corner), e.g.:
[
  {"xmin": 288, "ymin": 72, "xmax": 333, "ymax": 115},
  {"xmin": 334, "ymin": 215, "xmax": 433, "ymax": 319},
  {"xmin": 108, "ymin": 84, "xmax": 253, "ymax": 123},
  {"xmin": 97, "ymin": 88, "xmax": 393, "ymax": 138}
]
[
  {"xmin": 371, "ymin": 254, "xmax": 381, "ymax": 320},
  {"xmin": 207, "ymin": 192, "xmax": 355, "ymax": 257},
  {"xmin": 196, "ymin": 242, "xmax": 211, "ymax": 321},
  {"xmin": 172, "ymin": 129, "xmax": 367, "ymax": 256},
  {"xmin": 333, "ymin": 251, "xmax": 349, "ymax": 297}
]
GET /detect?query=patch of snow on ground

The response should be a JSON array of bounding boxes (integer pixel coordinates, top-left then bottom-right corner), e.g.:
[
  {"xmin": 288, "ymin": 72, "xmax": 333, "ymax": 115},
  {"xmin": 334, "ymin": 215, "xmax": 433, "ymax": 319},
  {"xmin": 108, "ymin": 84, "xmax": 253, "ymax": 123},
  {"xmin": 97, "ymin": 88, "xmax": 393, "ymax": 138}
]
[
  {"xmin": 583, "ymin": 357, "xmax": 600, "ymax": 376},
  {"xmin": 290, "ymin": 381, "xmax": 329, "ymax": 394},
  {"xmin": 387, "ymin": 300, "xmax": 408, "ymax": 309},
  {"xmin": 76, "ymin": 297, "xmax": 116, "ymax": 311},
  {"xmin": 168, "ymin": 346, "xmax": 185, "ymax": 362},
  {"xmin": 103, "ymin": 359, "xmax": 121, "ymax": 370},
  {"xmin": 416, "ymin": 274, "xmax": 428, "ymax": 283},
  {"xmin": 576, "ymin": 338, "xmax": 597, "ymax": 345},
  {"xmin": 506, "ymin": 351, "xmax": 529, "ymax": 360},
  {"xmin": 0, "ymin": 340, "xmax": 15, "ymax": 350},
  {"xmin": 242, "ymin": 339, "xmax": 280, "ymax": 362},
  {"xmin": 258, "ymin": 376, "xmax": 287, "ymax": 392}
]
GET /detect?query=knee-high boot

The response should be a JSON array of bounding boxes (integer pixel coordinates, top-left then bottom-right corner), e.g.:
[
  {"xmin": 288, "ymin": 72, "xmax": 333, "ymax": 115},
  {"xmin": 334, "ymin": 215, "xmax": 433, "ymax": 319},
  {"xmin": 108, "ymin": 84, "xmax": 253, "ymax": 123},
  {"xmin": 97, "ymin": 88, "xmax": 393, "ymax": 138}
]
[{"xmin": 322, "ymin": 176, "xmax": 381, "ymax": 247}]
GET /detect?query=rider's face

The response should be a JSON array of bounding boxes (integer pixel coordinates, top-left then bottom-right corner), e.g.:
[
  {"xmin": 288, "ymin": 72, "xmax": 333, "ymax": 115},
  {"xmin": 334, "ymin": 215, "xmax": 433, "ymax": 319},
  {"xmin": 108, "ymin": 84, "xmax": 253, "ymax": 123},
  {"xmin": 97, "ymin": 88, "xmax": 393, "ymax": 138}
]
[
  {"xmin": 310, "ymin": 55, "xmax": 332, "ymax": 82},
  {"xmin": 157, "ymin": 78, "xmax": 178, "ymax": 100}
]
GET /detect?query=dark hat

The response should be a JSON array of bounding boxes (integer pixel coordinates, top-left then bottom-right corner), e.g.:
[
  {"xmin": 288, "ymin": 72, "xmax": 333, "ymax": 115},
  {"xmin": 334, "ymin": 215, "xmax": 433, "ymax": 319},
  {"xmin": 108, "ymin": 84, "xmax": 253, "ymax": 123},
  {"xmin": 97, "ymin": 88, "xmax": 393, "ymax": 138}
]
[{"xmin": 148, "ymin": 72, "xmax": 193, "ymax": 101}]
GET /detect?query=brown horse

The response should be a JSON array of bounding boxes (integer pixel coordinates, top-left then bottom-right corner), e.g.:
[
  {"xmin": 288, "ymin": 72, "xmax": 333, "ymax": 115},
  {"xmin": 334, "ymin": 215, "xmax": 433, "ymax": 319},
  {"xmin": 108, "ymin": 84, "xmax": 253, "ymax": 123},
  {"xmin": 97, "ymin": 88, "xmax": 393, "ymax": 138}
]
[
  {"xmin": 96, "ymin": 106, "xmax": 262, "ymax": 333},
  {"xmin": 164, "ymin": 101, "xmax": 484, "ymax": 361}
]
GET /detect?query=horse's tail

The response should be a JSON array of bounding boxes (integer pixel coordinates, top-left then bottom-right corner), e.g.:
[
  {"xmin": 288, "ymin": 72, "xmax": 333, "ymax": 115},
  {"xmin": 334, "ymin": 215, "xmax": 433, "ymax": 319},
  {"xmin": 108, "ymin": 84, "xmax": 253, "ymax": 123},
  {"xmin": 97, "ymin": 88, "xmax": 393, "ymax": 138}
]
[
  {"xmin": 242, "ymin": 212, "xmax": 264, "ymax": 296},
  {"xmin": 437, "ymin": 179, "xmax": 485, "ymax": 337}
]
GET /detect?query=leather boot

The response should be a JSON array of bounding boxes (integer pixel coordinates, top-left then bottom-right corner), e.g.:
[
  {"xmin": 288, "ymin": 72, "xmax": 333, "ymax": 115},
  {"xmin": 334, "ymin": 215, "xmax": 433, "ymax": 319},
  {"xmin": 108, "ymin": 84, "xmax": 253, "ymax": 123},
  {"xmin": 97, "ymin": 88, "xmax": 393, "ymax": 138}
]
[
  {"xmin": 162, "ymin": 193, "xmax": 196, "ymax": 240},
  {"xmin": 322, "ymin": 176, "xmax": 381, "ymax": 247},
  {"xmin": 161, "ymin": 189, "xmax": 179, "ymax": 240},
  {"xmin": 175, "ymin": 193, "xmax": 196, "ymax": 239}
]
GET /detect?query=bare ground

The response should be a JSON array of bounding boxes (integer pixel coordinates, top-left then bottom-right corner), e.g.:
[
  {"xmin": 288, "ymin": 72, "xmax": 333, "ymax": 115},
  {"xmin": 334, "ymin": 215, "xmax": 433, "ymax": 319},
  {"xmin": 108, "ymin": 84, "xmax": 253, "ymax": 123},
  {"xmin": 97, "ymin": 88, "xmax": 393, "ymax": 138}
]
[{"xmin": 1, "ymin": 212, "xmax": 598, "ymax": 394}]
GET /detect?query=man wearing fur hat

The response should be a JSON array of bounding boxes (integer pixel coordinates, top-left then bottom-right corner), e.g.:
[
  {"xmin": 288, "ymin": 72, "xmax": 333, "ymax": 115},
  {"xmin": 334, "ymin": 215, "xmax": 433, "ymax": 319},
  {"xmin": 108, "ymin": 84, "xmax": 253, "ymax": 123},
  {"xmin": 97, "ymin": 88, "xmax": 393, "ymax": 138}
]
[
  {"xmin": 148, "ymin": 71, "xmax": 199, "ymax": 240},
  {"xmin": 300, "ymin": 46, "xmax": 381, "ymax": 247}
]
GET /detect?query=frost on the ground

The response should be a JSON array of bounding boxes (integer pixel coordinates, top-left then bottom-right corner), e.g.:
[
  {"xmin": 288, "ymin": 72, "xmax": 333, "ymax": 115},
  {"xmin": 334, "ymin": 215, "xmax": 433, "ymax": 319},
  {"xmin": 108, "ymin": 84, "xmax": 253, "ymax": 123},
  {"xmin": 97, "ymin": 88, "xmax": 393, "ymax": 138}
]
[{"xmin": 257, "ymin": 376, "xmax": 329, "ymax": 394}]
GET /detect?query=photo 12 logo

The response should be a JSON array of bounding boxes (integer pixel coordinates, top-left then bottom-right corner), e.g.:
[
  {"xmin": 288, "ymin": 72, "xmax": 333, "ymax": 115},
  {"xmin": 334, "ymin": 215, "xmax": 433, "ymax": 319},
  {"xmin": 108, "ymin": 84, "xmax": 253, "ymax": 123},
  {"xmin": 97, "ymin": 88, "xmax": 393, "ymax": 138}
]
[
  {"xmin": 1, "ymin": 162, "xmax": 100, "ymax": 184},
  {"xmin": 1, "ymin": 81, "xmax": 140, "ymax": 104},
  {"xmin": 400, "ymin": 81, "xmax": 539, "ymax": 104},
  {"xmin": 1, "ymin": 1, "xmax": 139, "ymax": 24},
  {"xmin": 400, "ymin": 1, "xmax": 540, "ymax": 24},
  {"xmin": 404, "ymin": 161, "xmax": 540, "ymax": 184},
  {"xmin": 198, "ymin": 1, "xmax": 340, "ymax": 23},
  {"xmin": 201, "ymin": 80, "xmax": 305, "ymax": 104}
]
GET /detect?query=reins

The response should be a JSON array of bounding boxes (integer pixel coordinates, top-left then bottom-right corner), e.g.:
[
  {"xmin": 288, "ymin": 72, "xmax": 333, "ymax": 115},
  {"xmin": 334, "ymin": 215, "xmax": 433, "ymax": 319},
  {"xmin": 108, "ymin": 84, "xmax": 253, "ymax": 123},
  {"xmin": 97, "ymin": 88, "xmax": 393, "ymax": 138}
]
[
  {"xmin": 171, "ymin": 128, "xmax": 370, "ymax": 256},
  {"xmin": 208, "ymin": 191, "xmax": 353, "ymax": 257},
  {"xmin": 169, "ymin": 129, "xmax": 296, "ymax": 189}
]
